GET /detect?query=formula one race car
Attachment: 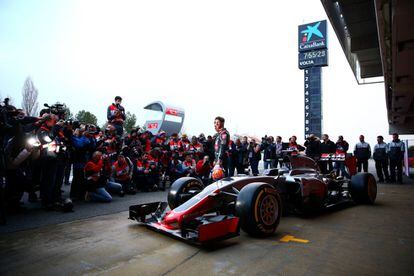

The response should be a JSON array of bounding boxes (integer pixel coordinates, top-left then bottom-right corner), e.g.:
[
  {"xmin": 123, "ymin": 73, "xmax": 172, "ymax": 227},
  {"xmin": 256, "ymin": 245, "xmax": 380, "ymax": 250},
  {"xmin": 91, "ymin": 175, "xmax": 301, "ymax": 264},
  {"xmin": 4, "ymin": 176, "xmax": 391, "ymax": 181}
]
[{"xmin": 129, "ymin": 155, "xmax": 377, "ymax": 244}]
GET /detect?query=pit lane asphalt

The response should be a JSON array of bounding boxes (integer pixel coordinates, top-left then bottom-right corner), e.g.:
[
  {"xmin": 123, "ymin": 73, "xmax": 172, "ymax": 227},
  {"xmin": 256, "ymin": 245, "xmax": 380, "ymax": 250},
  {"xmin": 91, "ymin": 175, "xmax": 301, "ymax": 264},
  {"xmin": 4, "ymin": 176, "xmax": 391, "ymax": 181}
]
[{"xmin": 1, "ymin": 165, "xmax": 414, "ymax": 275}]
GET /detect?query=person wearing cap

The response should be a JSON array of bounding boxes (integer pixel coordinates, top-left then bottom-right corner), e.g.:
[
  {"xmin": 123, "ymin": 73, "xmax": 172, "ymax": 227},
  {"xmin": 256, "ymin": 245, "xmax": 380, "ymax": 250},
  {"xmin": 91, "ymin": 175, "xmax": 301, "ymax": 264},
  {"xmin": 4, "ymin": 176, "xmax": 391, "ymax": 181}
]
[
  {"xmin": 388, "ymin": 133, "xmax": 405, "ymax": 184},
  {"xmin": 107, "ymin": 96, "xmax": 126, "ymax": 136},
  {"xmin": 373, "ymin": 135, "xmax": 390, "ymax": 183},
  {"xmin": 354, "ymin": 135, "xmax": 371, "ymax": 172}
]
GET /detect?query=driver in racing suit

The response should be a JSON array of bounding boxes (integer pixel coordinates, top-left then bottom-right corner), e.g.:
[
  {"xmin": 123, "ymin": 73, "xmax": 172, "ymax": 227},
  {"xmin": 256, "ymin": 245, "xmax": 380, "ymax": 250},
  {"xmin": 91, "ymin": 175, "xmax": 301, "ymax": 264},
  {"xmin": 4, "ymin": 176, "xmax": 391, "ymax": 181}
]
[{"xmin": 213, "ymin": 116, "xmax": 230, "ymax": 176}]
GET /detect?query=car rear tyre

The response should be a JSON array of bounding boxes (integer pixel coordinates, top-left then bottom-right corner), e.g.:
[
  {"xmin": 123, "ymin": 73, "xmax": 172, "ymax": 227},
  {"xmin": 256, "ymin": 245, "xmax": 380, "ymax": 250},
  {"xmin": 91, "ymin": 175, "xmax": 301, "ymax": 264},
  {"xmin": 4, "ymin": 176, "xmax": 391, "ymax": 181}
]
[
  {"xmin": 349, "ymin": 173, "xmax": 377, "ymax": 204},
  {"xmin": 235, "ymin": 183, "xmax": 282, "ymax": 237},
  {"xmin": 168, "ymin": 177, "xmax": 204, "ymax": 209}
]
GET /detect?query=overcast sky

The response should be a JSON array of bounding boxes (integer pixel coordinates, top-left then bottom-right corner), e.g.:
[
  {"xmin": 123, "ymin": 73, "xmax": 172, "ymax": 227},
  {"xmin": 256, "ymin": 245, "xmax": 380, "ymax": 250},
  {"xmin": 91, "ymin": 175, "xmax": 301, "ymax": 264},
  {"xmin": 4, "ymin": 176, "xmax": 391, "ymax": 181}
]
[{"xmin": 1, "ymin": 0, "xmax": 412, "ymax": 146}]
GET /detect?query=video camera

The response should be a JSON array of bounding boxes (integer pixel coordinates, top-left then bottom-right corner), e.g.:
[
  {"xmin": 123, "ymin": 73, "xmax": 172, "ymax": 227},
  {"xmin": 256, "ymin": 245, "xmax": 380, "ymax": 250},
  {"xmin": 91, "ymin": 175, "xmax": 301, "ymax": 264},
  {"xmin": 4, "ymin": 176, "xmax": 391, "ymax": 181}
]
[
  {"xmin": 40, "ymin": 103, "xmax": 67, "ymax": 119},
  {"xmin": 0, "ymin": 98, "xmax": 23, "ymax": 130}
]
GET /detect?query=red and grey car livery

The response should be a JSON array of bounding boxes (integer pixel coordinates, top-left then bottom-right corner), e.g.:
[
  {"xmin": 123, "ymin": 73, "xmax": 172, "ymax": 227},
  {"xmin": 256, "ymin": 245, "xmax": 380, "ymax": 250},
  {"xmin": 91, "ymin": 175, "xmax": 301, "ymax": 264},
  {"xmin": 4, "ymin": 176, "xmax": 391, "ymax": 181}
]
[{"xmin": 129, "ymin": 155, "xmax": 377, "ymax": 244}]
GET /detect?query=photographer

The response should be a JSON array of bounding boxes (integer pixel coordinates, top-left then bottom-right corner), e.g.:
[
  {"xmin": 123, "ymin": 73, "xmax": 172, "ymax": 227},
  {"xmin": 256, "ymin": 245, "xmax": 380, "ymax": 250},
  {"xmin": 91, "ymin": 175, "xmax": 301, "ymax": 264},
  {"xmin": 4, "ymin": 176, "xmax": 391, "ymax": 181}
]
[
  {"xmin": 107, "ymin": 96, "xmax": 126, "ymax": 137},
  {"xmin": 248, "ymin": 139, "xmax": 261, "ymax": 176},
  {"xmin": 4, "ymin": 125, "xmax": 39, "ymax": 213},
  {"xmin": 182, "ymin": 152, "xmax": 196, "ymax": 177},
  {"xmin": 261, "ymin": 135, "xmax": 276, "ymax": 170},
  {"xmin": 304, "ymin": 134, "xmax": 320, "ymax": 160},
  {"xmin": 274, "ymin": 136, "xmax": 284, "ymax": 168},
  {"xmin": 111, "ymin": 154, "xmax": 132, "ymax": 195},
  {"xmin": 37, "ymin": 114, "xmax": 59, "ymax": 209},
  {"xmin": 70, "ymin": 126, "xmax": 95, "ymax": 200},
  {"xmin": 84, "ymin": 151, "xmax": 122, "ymax": 202},
  {"xmin": 135, "ymin": 152, "xmax": 159, "ymax": 192},
  {"xmin": 166, "ymin": 152, "xmax": 185, "ymax": 184}
]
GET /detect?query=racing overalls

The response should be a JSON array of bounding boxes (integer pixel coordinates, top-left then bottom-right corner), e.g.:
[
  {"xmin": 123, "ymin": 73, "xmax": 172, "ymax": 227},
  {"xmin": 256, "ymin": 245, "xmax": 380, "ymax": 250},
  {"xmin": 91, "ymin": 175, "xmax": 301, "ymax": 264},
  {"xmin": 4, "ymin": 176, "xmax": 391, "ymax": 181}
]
[{"xmin": 214, "ymin": 128, "xmax": 230, "ymax": 176}]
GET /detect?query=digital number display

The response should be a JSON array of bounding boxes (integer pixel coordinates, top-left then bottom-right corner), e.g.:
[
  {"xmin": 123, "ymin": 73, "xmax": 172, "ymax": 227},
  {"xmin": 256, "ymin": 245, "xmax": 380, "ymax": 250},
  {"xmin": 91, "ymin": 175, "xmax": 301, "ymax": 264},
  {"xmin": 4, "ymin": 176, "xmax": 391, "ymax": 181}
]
[{"xmin": 298, "ymin": 49, "xmax": 328, "ymax": 69}]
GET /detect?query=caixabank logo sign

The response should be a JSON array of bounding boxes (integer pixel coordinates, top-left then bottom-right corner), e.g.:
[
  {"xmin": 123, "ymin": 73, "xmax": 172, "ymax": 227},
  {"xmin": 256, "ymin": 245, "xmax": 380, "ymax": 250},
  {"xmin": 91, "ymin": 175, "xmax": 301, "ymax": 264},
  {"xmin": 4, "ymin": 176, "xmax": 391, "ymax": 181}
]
[{"xmin": 298, "ymin": 20, "xmax": 327, "ymax": 52}]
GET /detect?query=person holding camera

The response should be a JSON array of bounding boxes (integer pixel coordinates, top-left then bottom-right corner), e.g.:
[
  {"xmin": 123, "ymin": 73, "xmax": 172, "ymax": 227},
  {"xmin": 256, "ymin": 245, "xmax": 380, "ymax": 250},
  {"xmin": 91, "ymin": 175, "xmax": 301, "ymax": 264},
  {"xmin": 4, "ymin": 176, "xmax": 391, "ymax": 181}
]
[
  {"xmin": 261, "ymin": 135, "xmax": 276, "ymax": 170},
  {"xmin": 107, "ymin": 96, "xmax": 126, "ymax": 137},
  {"xmin": 111, "ymin": 154, "xmax": 132, "ymax": 195},
  {"xmin": 273, "ymin": 136, "xmax": 284, "ymax": 168},
  {"xmin": 70, "ymin": 126, "xmax": 95, "ymax": 200},
  {"xmin": 84, "ymin": 151, "xmax": 123, "ymax": 202},
  {"xmin": 304, "ymin": 134, "xmax": 320, "ymax": 161},
  {"xmin": 248, "ymin": 139, "xmax": 261, "ymax": 176},
  {"xmin": 135, "ymin": 152, "xmax": 159, "ymax": 191},
  {"xmin": 182, "ymin": 152, "xmax": 196, "ymax": 177},
  {"xmin": 4, "ymin": 126, "xmax": 38, "ymax": 212},
  {"xmin": 37, "ymin": 114, "xmax": 61, "ymax": 209}
]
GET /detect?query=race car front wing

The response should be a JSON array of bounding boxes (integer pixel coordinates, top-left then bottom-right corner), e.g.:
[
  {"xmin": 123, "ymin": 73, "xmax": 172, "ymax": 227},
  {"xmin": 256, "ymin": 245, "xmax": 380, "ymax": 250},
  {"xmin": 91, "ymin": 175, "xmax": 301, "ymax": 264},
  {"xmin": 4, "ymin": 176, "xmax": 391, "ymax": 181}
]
[{"xmin": 129, "ymin": 202, "xmax": 240, "ymax": 244}]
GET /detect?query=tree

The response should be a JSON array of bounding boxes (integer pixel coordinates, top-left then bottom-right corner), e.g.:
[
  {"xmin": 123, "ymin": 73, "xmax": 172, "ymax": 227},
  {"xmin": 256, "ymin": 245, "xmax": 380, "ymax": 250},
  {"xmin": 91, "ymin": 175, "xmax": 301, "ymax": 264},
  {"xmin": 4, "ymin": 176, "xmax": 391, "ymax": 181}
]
[
  {"xmin": 65, "ymin": 106, "xmax": 74, "ymax": 121},
  {"xmin": 124, "ymin": 111, "xmax": 137, "ymax": 134},
  {"xmin": 21, "ymin": 77, "xmax": 39, "ymax": 116},
  {"xmin": 75, "ymin": 110, "xmax": 97, "ymax": 125}
]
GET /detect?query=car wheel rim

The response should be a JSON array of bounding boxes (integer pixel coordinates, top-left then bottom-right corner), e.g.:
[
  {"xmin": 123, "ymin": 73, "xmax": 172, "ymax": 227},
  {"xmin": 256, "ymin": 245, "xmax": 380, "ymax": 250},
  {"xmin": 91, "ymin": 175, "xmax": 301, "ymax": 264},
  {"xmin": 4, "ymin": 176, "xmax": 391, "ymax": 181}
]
[{"xmin": 259, "ymin": 195, "xmax": 278, "ymax": 226}]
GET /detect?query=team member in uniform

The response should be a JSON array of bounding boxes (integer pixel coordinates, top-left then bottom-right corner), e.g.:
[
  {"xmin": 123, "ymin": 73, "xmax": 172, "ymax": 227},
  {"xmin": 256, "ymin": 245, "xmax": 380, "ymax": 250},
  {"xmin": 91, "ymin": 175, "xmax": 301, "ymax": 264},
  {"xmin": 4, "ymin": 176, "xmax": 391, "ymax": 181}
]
[
  {"xmin": 213, "ymin": 116, "xmax": 230, "ymax": 176},
  {"xmin": 354, "ymin": 135, "xmax": 371, "ymax": 172},
  {"xmin": 388, "ymin": 133, "xmax": 405, "ymax": 184},
  {"xmin": 373, "ymin": 136, "xmax": 390, "ymax": 183}
]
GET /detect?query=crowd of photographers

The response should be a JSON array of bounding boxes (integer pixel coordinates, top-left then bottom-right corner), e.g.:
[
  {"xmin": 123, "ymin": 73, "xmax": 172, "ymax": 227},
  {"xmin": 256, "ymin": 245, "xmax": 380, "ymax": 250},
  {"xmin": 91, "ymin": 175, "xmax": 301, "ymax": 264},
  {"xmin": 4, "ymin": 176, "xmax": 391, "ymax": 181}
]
[{"xmin": 0, "ymin": 96, "xmax": 407, "ymax": 224}]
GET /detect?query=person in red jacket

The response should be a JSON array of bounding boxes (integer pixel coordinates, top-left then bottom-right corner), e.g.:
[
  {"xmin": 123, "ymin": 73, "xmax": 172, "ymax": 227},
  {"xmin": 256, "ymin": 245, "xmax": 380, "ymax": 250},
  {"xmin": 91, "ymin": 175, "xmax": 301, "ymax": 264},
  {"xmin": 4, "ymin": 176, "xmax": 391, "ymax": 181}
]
[
  {"xmin": 196, "ymin": 155, "xmax": 212, "ymax": 185},
  {"xmin": 135, "ymin": 153, "xmax": 159, "ymax": 191},
  {"xmin": 84, "ymin": 151, "xmax": 123, "ymax": 202},
  {"xmin": 168, "ymin": 133, "xmax": 180, "ymax": 153},
  {"xmin": 107, "ymin": 96, "xmax": 126, "ymax": 137},
  {"xmin": 182, "ymin": 152, "xmax": 196, "ymax": 176},
  {"xmin": 189, "ymin": 136, "xmax": 204, "ymax": 161},
  {"xmin": 111, "ymin": 155, "xmax": 135, "ymax": 194},
  {"xmin": 179, "ymin": 134, "xmax": 191, "ymax": 153}
]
